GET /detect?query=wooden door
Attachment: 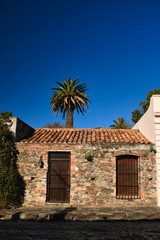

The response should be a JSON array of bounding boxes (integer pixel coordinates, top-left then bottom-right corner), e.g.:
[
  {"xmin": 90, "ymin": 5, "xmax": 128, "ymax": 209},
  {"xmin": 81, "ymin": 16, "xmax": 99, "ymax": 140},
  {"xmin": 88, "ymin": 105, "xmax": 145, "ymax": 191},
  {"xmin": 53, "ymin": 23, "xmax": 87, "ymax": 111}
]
[{"xmin": 47, "ymin": 152, "xmax": 70, "ymax": 203}]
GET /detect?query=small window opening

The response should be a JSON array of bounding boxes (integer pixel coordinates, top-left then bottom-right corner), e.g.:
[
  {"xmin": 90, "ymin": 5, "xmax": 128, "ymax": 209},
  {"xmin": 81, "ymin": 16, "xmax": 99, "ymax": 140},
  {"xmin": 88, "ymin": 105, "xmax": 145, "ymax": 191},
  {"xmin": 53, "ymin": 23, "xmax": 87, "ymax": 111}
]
[{"xmin": 116, "ymin": 155, "xmax": 140, "ymax": 199}]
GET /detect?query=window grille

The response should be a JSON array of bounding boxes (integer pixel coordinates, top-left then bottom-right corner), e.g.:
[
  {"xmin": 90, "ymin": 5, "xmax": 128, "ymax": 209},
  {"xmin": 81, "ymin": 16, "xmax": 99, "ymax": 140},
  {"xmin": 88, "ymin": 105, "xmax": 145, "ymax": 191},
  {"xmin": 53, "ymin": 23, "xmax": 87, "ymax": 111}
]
[{"xmin": 116, "ymin": 155, "xmax": 139, "ymax": 199}]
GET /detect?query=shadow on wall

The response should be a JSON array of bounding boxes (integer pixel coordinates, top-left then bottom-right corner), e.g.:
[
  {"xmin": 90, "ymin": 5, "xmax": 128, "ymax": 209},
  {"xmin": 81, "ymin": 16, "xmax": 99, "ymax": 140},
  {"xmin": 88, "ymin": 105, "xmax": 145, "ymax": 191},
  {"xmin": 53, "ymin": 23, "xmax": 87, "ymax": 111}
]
[
  {"xmin": 10, "ymin": 137, "xmax": 26, "ymax": 207},
  {"xmin": 15, "ymin": 150, "xmax": 26, "ymax": 207}
]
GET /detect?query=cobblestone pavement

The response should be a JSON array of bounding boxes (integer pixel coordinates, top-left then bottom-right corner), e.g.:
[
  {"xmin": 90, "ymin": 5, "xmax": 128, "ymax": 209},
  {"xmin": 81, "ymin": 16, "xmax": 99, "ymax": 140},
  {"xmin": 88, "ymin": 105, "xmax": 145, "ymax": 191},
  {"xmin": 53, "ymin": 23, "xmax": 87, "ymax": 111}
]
[{"xmin": 0, "ymin": 220, "xmax": 160, "ymax": 240}]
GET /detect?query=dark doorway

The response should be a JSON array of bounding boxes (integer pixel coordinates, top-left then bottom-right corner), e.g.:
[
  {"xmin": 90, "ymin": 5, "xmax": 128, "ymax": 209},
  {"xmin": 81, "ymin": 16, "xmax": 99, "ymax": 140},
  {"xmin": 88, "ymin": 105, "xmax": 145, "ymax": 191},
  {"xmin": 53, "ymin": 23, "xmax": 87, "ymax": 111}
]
[{"xmin": 47, "ymin": 152, "xmax": 71, "ymax": 203}]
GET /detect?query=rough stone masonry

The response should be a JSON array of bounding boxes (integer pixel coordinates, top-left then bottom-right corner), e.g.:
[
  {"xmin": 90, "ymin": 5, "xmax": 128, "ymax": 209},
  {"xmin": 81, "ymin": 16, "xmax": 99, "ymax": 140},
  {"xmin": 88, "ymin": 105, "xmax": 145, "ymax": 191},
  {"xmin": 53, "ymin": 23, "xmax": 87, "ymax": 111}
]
[{"xmin": 17, "ymin": 141, "xmax": 157, "ymax": 207}]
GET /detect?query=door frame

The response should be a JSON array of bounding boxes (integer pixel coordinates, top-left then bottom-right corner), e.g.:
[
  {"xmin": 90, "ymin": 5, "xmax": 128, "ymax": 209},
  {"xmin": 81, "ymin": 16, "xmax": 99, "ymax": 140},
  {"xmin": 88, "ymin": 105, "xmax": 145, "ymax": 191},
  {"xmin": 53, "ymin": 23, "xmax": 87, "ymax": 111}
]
[{"xmin": 46, "ymin": 151, "xmax": 71, "ymax": 203}]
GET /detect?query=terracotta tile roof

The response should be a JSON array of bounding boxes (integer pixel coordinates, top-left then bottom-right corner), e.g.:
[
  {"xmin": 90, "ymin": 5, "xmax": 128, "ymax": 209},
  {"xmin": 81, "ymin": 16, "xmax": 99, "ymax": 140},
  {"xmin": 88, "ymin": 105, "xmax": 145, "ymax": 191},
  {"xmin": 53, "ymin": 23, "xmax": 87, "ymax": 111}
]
[{"xmin": 20, "ymin": 128, "xmax": 151, "ymax": 144}]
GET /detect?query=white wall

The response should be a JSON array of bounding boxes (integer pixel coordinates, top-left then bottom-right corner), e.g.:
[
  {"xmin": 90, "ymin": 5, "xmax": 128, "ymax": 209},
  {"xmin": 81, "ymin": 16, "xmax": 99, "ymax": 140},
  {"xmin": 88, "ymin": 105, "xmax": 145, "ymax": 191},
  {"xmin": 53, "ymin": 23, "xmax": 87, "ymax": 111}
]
[{"xmin": 133, "ymin": 95, "xmax": 160, "ymax": 206}]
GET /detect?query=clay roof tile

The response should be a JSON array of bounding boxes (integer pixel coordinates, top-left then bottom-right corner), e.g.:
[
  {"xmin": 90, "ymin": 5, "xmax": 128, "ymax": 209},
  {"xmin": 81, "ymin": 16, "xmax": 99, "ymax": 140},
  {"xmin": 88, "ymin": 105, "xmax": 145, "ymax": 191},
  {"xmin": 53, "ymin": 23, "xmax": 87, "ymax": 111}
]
[{"xmin": 20, "ymin": 128, "xmax": 151, "ymax": 144}]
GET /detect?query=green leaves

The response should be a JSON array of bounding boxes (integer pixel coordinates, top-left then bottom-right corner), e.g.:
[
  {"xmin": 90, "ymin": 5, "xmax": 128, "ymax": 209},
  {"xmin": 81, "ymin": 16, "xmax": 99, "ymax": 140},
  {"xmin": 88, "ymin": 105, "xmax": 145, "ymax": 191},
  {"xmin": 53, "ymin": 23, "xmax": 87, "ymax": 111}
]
[
  {"xmin": 132, "ymin": 89, "xmax": 160, "ymax": 124},
  {"xmin": 110, "ymin": 117, "xmax": 131, "ymax": 129},
  {"xmin": 0, "ymin": 111, "xmax": 12, "ymax": 119},
  {"xmin": 50, "ymin": 77, "xmax": 91, "ymax": 127},
  {"xmin": 43, "ymin": 122, "xmax": 66, "ymax": 128},
  {"xmin": 0, "ymin": 121, "xmax": 24, "ymax": 208},
  {"xmin": 132, "ymin": 109, "xmax": 143, "ymax": 124}
]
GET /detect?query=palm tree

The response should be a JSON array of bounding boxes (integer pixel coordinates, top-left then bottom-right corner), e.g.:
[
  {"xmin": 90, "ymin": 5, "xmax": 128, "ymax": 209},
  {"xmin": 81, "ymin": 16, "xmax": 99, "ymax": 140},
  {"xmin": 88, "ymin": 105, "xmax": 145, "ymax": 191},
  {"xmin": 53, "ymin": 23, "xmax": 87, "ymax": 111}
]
[
  {"xmin": 50, "ymin": 78, "xmax": 91, "ymax": 128},
  {"xmin": 110, "ymin": 117, "xmax": 130, "ymax": 129}
]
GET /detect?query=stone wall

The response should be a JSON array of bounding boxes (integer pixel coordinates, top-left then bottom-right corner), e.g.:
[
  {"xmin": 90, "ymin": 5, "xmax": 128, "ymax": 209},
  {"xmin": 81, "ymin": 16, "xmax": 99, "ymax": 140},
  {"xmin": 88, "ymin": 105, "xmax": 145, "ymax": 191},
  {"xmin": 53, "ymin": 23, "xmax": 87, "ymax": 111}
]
[{"xmin": 16, "ymin": 142, "xmax": 157, "ymax": 207}]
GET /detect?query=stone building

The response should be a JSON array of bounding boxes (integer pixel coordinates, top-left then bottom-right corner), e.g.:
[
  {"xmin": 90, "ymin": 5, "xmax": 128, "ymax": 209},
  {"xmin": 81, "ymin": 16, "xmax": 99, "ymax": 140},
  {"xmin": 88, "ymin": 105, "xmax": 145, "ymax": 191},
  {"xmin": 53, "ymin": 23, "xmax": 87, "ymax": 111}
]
[
  {"xmin": 7, "ymin": 95, "xmax": 160, "ymax": 207},
  {"xmin": 16, "ymin": 128, "xmax": 157, "ymax": 207}
]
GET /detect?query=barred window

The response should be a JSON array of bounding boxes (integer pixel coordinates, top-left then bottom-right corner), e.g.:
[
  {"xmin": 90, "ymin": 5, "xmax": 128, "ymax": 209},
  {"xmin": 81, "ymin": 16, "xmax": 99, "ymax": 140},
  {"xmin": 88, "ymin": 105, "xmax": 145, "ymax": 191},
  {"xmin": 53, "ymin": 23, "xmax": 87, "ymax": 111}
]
[{"xmin": 116, "ymin": 155, "xmax": 139, "ymax": 199}]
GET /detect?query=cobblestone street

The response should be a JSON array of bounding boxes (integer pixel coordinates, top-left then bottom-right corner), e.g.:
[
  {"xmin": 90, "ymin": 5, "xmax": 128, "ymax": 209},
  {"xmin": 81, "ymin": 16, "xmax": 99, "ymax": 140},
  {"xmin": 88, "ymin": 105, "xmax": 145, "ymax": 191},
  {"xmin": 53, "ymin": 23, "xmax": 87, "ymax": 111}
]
[{"xmin": 0, "ymin": 220, "xmax": 160, "ymax": 240}]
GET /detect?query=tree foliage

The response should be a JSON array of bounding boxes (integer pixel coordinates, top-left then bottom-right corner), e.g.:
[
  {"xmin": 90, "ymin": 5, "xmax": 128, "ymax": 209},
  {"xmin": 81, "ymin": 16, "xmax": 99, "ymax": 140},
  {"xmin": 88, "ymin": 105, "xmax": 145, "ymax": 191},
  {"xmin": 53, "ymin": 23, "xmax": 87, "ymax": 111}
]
[
  {"xmin": 43, "ymin": 122, "xmax": 66, "ymax": 128},
  {"xmin": 50, "ymin": 78, "xmax": 91, "ymax": 128},
  {"xmin": 110, "ymin": 117, "xmax": 130, "ymax": 129},
  {"xmin": 0, "ymin": 111, "xmax": 12, "ymax": 119},
  {"xmin": 131, "ymin": 109, "xmax": 143, "ymax": 124},
  {"xmin": 0, "ymin": 121, "xmax": 24, "ymax": 208},
  {"xmin": 132, "ymin": 89, "xmax": 160, "ymax": 123}
]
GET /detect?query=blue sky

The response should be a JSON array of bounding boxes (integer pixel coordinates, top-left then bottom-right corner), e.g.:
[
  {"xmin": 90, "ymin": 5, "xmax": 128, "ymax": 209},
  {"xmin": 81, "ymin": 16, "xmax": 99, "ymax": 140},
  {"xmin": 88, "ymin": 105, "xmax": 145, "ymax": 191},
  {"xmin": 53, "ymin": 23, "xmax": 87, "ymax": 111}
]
[{"xmin": 1, "ymin": 0, "xmax": 160, "ymax": 128}]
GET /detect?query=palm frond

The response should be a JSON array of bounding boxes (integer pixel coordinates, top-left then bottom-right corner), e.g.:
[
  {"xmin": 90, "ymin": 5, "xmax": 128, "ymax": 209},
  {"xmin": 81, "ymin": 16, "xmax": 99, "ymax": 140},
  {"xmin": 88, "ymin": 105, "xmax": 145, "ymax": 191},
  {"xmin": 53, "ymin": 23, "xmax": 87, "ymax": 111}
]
[{"xmin": 50, "ymin": 78, "xmax": 91, "ymax": 124}]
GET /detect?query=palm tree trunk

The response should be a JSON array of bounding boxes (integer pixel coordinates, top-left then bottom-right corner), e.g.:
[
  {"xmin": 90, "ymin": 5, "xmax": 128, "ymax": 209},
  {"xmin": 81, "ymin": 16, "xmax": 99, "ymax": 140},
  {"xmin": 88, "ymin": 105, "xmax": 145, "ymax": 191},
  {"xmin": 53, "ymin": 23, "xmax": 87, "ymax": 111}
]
[{"xmin": 66, "ymin": 109, "xmax": 73, "ymax": 128}]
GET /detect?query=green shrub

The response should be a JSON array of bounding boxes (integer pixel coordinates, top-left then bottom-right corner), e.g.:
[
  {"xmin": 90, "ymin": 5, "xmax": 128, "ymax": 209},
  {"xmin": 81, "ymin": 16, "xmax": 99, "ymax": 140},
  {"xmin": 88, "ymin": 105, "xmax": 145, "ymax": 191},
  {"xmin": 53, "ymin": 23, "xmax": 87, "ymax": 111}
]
[
  {"xmin": 85, "ymin": 153, "xmax": 93, "ymax": 162},
  {"xmin": 0, "ymin": 121, "xmax": 24, "ymax": 208}
]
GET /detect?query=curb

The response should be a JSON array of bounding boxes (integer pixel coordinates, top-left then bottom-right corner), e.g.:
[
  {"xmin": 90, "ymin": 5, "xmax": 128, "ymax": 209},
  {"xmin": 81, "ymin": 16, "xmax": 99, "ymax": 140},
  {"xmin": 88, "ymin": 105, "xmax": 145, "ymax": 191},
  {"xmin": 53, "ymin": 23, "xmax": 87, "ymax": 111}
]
[{"xmin": 0, "ymin": 210, "xmax": 160, "ymax": 221}]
